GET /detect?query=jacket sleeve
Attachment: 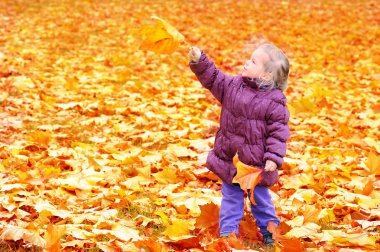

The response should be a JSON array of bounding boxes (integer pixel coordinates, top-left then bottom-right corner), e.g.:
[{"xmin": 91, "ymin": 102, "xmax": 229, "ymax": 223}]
[
  {"xmin": 189, "ymin": 51, "xmax": 233, "ymax": 104},
  {"xmin": 263, "ymin": 101, "xmax": 290, "ymax": 168}
]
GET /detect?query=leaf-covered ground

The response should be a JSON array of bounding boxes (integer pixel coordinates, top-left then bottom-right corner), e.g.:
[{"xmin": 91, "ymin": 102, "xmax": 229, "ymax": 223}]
[{"xmin": 0, "ymin": 0, "xmax": 379, "ymax": 251}]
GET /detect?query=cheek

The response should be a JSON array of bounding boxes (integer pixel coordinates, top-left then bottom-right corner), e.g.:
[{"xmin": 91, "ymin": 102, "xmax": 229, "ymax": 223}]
[{"xmin": 247, "ymin": 65, "xmax": 256, "ymax": 72}]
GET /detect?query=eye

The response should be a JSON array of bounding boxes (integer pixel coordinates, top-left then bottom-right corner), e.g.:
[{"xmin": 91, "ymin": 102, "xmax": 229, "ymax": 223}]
[{"xmin": 251, "ymin": 59, "xmax": 255, "ymax": 64}]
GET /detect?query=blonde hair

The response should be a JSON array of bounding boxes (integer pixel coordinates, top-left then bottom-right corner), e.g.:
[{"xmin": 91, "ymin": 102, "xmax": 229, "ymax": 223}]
[{"xmin": 259, "ymin": 43, "xmax": 290, "ymax": 91}]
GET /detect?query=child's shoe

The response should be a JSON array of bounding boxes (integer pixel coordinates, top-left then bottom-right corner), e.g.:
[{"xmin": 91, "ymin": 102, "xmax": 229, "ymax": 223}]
[
  {"xmin": 220, "ymin": 233, "xmax": 231, "ymax": 238},
  {"xmin": 262, "ymin": 231, "xmax": 275, "ymax": 246}
]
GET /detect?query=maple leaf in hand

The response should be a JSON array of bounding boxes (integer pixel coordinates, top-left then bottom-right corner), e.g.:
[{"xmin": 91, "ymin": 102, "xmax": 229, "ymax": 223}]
[
  {"xmin": 134, "ymin": 16, "xmax": 186, "ymax": 54},
  {"xmin": 232, "ymin": 153, "xmax": 262, "ymax": 205}
]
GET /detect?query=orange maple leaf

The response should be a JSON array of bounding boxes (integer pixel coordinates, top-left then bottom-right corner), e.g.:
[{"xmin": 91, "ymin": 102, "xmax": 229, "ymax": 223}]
[
  {"xmin": 239, "ymin": 215, "xmax": 259, "ymax": 240},
  {"xmin": 135, "ymin": 16, "xmax": 186, "ymax": 54},
  {"xmin": 268, "ymin": 222, "xmax": 306, "ymax": 251},
  {"xmin": 134, "ymin": 239, "xmax": 169, "ymax": 252},
  {"xmin": 195, "ymin": 203, "xmax": 220, "ymax": 229},
  {"xmin": 205, "ymin": 234, "xmax": 246, "ymax": 251},
  {"xmin": 44, "ymin": 224, "xmax": 66, "ymax": 252},
  {"xmin": 232, "ymin": 154, "xmax": 262, "ymax": 205},
  {"xmin": 275, "ymin": 238, "xmax": 307, "ymax": 252},
  {"xmin": 267, "ymin": 221, "xmax": 281, "ymax": 240}
]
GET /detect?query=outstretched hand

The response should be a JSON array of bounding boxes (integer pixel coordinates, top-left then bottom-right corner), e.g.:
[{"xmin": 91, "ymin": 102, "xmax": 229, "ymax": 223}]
[{"xmin": 189, "ymin": 46, "xmax": 201, "ymax": 63}]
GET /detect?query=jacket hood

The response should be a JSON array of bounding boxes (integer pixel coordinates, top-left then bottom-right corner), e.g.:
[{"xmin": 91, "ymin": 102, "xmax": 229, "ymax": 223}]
[
  {"xmin": 242, "ymin": 76, "xmax": 260, "ymax": 89},
  {"xmin": 242, "ymin": 76, "xmax": 274, "ymax": 90},
  {"xmin": 241, "ymin": 76, "xmax": 287, "ymax": 105}
]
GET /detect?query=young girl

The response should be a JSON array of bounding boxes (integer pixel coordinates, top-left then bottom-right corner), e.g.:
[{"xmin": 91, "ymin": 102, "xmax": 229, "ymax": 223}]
[{"xmin": 189, "ymin": 43, "xmax": 290, "ymax": 246}]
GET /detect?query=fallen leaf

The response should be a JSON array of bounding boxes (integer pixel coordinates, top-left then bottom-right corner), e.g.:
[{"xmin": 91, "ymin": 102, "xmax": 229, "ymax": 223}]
[
  {"xmin": 163, "ymin": 218, "xmax": 193, "ymax": 240},
  {"xmin": 274, "ymin": 237, "xmax": 306, "ymax": 252},
  {"xmin": 135, "ymin": 239, "xmax": 169, "ymax": 252},
  {"xmin": 365, "ymin": 151, "xmax": 380, "ymax": 175},
  {"xmin": 0, "ymin": 225, "xmax": 45, "ymax": 247},
  {"xmin": 153, "ymin": 167, "xmax": 178, "ymax": 184},
  {"xmin": 45, "ymin": 224, "xmax": 67, "ymax": 252},
  {"xmin": 321, "ymin": 230, "xmax": 376, "ymax": 247},
  {"xmin": 284, "ymin": 222, "xmax": 321, "ymax": 239},
  {"xmin": 195, "ymin": 202, "xmax": 220, "ymax": 229}
]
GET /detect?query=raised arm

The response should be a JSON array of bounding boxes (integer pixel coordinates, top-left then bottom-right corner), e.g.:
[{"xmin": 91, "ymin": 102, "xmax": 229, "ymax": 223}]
[{"xmin": 189, "ymin": 48, "xmax": 234, "ymax": 104}]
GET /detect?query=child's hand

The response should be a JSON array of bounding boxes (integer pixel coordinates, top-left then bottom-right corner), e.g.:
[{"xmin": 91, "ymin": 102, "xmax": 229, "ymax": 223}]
[
  {"xmin": 189, "ymin": 46, "xmax": 201, "ymax": 63},
  {"xmin": 264, "ymin": 160, "xmax": 277, "ymax": 172}
]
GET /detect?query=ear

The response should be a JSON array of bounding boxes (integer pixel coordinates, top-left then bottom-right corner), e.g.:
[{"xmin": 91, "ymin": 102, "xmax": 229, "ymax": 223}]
[{"xmin": 261, "ymin": 72, "xmax": 273, "ymax": 81}]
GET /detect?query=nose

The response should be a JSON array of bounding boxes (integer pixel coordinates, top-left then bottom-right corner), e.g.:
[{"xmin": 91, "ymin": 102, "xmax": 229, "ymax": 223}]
[{"xmin": 245, "ymin": 60, "xmax": 250, "ymax": 66}]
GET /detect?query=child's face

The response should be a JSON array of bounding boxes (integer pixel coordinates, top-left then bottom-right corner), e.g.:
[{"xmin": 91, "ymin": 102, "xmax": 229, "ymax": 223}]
[{"xmin": 242, "ymin": 47, "xmax": 269, "ymax": 79}]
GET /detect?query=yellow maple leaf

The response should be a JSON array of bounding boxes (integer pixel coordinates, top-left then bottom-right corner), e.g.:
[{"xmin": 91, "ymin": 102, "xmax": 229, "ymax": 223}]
[
  {"xmin": 357, "ymin": 197, "xmax": 380, "ymax": 209},
  {"xmin": 110, "ymin": 223, "xmax": 140, "ymax": 242},
  {"xmin": 167, "ymin": 191, "xmax": 216, "ymax": 216},
  {"xmin": 284, "ymin": 222, "xmax": 321, "ymax": 239},
  {"xmin": 322, "ymin": 230, "xmax": 376, "ymax": 247},
  {"xmin": 135, "ymin": 16, "xmax": 186, "ymax": 54},
  {"xmin": 363, "ymin": 137, "xmax": 380, "ymax": 153},
  {"xmin": 152, "ymin": 167, "xmax": 178, "ymax": 184},
  {"xmin": 155, "ymin": 211, "xmax": 170, "ymax": 226},
  {"xmin": 303, "ymin": 205, "xmax": 321, "ymax": 224},
  {"xmin": 28, "ymin": 130, "xmax": 53, "ymax": 146},
  {"xmin": 365, "ymin": 151, "xmax": 380, "ymax": 175},
  {"xmin": 317, "ymin": 208, "xmax": 336, "ymax": 223},
  {"xmin": 163, "ymin": 218, "xmax": 192, "ymax": 240},
  {"xmin": 168, "ymin": 144, "xmax": 198, "ymax": 158}
]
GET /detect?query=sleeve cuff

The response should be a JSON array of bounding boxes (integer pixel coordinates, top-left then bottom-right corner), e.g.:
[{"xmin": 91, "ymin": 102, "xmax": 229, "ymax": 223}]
[
  {"xmin": 189, "ymin": 52, "xmax": 208, "ymax": 74},
  {"xmin": 263, "ymin": 153, "xmax": 284, "ymax": 168}
]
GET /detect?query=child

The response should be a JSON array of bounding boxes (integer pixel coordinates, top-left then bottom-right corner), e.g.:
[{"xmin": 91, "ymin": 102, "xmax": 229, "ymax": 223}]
[{"xmin": 189, "ymin": 43, "xmax": 290, "ymax": 246}]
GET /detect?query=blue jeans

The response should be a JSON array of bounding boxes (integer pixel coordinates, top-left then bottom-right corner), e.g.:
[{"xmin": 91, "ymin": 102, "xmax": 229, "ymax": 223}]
[{"xmin": 219, "ymin": 182, "xmax": 280, "ymax": 236}]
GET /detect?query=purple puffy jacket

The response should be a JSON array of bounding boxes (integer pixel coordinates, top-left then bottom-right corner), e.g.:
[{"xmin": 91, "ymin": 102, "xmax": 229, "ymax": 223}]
[{"xmin": 190, "ymin": 52, "xmax": 290, "ymax": 186}]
